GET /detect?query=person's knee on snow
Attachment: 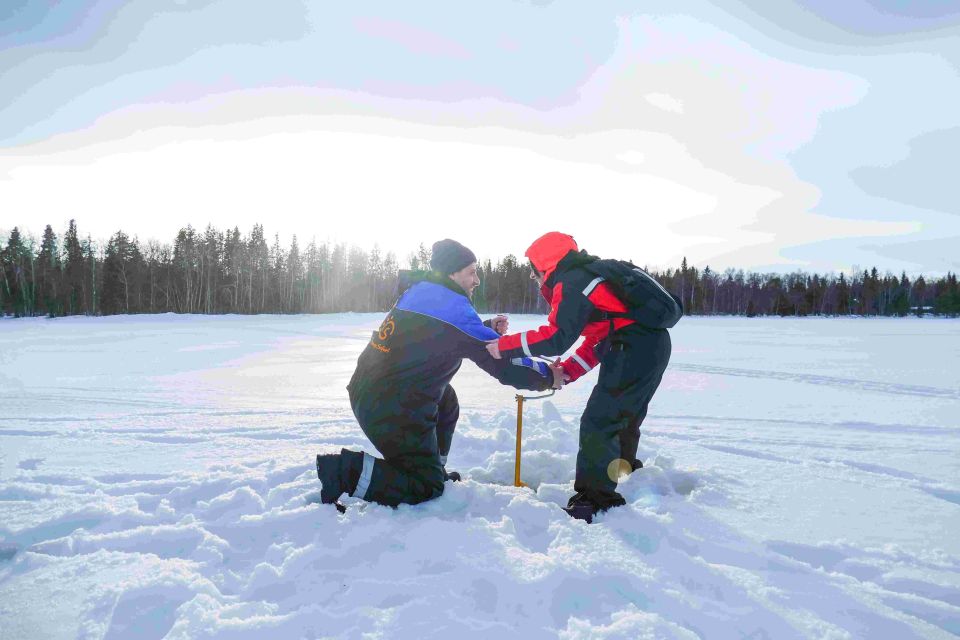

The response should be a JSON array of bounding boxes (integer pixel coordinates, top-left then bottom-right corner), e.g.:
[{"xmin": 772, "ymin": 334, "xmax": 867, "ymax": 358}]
[
  {"xmin": 358, "ymin": 453, "xmax": 446, "ymax": 507},
  {"xmin": 410, "ymin": 470, "xmax": 445, "ymax": 504}
]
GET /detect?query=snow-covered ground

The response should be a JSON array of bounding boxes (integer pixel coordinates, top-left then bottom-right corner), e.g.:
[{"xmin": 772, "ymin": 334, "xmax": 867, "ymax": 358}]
[{"xmin": 1, "ymin": 314, "xmax": 958, "ymax": 639}]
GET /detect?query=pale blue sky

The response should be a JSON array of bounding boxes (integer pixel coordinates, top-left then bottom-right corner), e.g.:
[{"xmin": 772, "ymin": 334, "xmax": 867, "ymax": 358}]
[{"xmin": 2, "ymin": 0, "xmax": 958, "ymax": 274}]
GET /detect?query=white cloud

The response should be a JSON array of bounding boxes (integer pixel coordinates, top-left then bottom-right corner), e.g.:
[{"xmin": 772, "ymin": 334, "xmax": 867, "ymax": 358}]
[
  {"xmin": 3, "ymin": 5, "xmax": 957, "ymax": 274},
  {"xmin": 644, "ymin": 92, "xmax": 684, "ymax": 114}
]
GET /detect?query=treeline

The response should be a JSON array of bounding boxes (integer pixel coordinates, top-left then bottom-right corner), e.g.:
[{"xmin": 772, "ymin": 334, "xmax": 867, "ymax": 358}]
[
  {"xmin": 2, "ymin": 222, "xmax": 958, "ymax": 318},
  {"xmin": 654, "ymin": 259, "xmax": 959, "ymax": 317}
]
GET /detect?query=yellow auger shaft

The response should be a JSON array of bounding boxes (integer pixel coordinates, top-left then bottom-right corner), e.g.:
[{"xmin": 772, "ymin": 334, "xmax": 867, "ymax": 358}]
[{"xmin": 514, "ymin": 394, "xmax": 524, "ymax": 487}]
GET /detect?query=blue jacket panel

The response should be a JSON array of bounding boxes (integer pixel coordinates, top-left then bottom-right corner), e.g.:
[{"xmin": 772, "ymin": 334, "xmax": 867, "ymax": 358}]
[
  {"xmin": 349, "ymin": 276, "xmax": 551, "ymax": 415},
  {"xmin": 397, "ymin": 281, "xmax": 500, "ymax": 342}
]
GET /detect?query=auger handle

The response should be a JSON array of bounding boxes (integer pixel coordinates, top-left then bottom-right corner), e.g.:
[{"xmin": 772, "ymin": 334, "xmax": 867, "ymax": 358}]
[
  {"xmin": 513, "ymin": 389, "xmax": 554, "ymax": 487},
  {"xmin": 514, "ymin": 395, "xmax": 525, "ymax": 487}
]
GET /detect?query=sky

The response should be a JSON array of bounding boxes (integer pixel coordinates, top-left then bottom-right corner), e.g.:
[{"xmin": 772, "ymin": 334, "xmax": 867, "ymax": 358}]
[{"xmin": 1, "ymin": 0, "xmax": 958, "ymax": 275}]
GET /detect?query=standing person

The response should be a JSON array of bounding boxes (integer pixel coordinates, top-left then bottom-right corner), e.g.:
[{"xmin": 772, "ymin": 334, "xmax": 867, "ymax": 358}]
[
  {"xmin": 486, "ymin": 232, "xmax": 680, "ymax": 523},
  {"xmin": 317, "ymin": 239, "xmax": 563, "ymax": 510}
]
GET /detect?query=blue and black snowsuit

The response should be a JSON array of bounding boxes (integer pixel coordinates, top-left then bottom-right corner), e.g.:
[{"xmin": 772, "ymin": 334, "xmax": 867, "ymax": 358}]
[{"xmin": 346, "ymin": 273, "xmax": 552, "ymax": 507}]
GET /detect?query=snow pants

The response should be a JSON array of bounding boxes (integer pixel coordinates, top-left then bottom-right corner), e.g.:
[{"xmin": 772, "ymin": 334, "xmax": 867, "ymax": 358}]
[
  {"xmin": 574, "ymin": 325, "xmax": 671, "ymax": 505},
  {"xmin": 348, "ymin": 383, "xmax": 460, "ymax": 507}
]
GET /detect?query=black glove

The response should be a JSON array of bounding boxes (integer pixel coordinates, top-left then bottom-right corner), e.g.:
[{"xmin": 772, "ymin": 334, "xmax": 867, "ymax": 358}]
[{"xmin": 443, "ymin": 467, "xmax": 462, "ymax": 482}]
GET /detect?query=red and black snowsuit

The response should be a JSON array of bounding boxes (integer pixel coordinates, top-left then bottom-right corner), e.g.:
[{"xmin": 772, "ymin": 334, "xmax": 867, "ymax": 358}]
[{"xmin": 496, "ymin": 232, "xmax": 672, "ymax": 506}]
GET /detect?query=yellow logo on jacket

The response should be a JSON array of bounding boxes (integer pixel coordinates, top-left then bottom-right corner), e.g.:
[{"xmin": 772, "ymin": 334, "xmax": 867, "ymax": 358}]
[{"xmin": 371, "ymin": 314, "xmax": 395, "ymax": 353}]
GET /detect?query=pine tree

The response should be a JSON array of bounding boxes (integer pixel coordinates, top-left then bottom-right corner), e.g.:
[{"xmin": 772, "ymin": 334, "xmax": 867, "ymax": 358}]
[
  {"xmin": 914, "ymin": 276, "xmax": 927, "ymax": 316},
  {"xmin": 417, "ymin": 243, "xmax": 432, "ymax": 272},
  {"xmin": 2, "ymin": 228, "xmax": 33, "ymax": 316},
  {"xmin": 288, "ymin": 235, "xmax": 302, "ymax": 312},
  {"xmin": 173, "ymin": 226, "xmax": 197, "ymax": 313},
  {"xmin": 37, "ymin": 225, "xmax": 61, "ymax": 316},
  {"xmin": 0, "ymin": 233, "xmax": 9, "ymax": 314},
  {"xmin": 679, "ymin": 257, "xmax": 688, "ymax": 307},
  {"xmin": 83, "ymin": 234, "xmax": 99, "ymax": 315},
  {"xmin": 330, "ymin": 243, "xmax": 346, "ymax": 306},
  {"xmin": 248, "ymin": 225, "xmax": 269, "ymax": 313},
  {"xmin": 201, "ymin": 225, "xmax": 222, "ymax": 314},
  {"xmin": 892, "ymin": 272, "xmax": 910, "ymax": 316},
  {"xmin": 382, "ymin": 251, "xmax": 398, "ymax": 310},
  {"xmin": 224, "ymin": 227, "xmax": 243, "ymax": 312},
  {"xmin": 304, "ymin": 238, "xmax": 321, "ymax": 312},
  {"xmin": 368, "ymin": 244, "xmax": 383, "ymax": 310},
  {"xmin": 837, "ymin": 273, "xmax": 850, "ymax": 315},
  {"xmin": 102, "ymin": 230, "xmax": 142, "ymax": 314},
  {"xmin": 63, "ymin": 220, "xmax": 85, "ymax": 314},
  {"xmin": 346, "ymin": 246, "xmax": 369, "ymax": 311},
  {"xmin": 270, "ymin": 234, "xmax": 286, "ymax": 312}
]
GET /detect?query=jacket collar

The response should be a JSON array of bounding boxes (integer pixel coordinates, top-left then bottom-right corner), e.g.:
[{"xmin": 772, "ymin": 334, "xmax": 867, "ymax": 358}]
[
  {"xmin": 424, "ymin": 270, "xmax": 471, "ymax": 298},
  {"xmin": 544, "ymin": 250, "xmax": 599, "ymax": 288}
]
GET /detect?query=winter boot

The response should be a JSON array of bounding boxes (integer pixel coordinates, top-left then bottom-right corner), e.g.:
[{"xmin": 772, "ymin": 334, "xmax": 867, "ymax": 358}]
[
  {"xmin": 316, "ymin": 449, "xmax": 364, "ymax": 509},
  {"xmin": 563, "ymin": 499, "xmax": 598, "ymax": 524},
  {"xmin": 561, "ymin": 491, "xmax": 596, "ymax": 523},
  {"xmin": 562, "ymin": 490, "xmax": 626, "ymax": 524},
  {"xmin": 631, "ymin": 458, "xmax": 643, "ymax": 471}
]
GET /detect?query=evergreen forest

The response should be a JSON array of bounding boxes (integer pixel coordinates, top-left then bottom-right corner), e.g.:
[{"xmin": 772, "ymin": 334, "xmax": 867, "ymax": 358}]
[{"xmin": 2, "ymin": 222, "xmax": 958, "ymax": 318}]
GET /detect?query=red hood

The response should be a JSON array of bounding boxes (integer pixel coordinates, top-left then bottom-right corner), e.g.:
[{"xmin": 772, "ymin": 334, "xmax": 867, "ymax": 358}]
[{"xmin": 524, "ymin": 232, "xmax": 578, "ymax": 280}]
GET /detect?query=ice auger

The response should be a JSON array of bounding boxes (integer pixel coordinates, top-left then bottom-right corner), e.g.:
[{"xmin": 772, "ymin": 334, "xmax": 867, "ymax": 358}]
[{"xmin": 514, "ymin": 389, "xmax": 555, "ymax": 487}]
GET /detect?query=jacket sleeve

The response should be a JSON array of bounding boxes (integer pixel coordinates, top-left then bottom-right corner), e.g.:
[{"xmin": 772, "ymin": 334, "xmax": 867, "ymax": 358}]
[
  {"xmin": 496, "ymin": 281, "xmax": 595, "ymax": 359},
  {"xmin": 560, "ymin": 334, "xmax": 602, "ymax": 384},
  {"xmin": 464, "ymin": 342, "xmax": 553, "ymax": 391}
]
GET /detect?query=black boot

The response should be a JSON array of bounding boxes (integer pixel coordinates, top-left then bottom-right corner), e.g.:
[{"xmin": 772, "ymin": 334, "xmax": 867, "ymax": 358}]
[
  {"xmin": 316, "ymin": 453, "xmax": 344, "ymax": 505},
  {"xmin": 562, "ymin": 491, "xmax": 597, "ymax": 523},
  {"xmin": 631, "ymin": 458, "xmax": 643, "ymax": 471},
  {"xmin": 316, "ymin": 449, "xmax": 364, "ymax": 509},
  {"xmin": 563, "ymin": 497, "xmax": 598, "ymax": 524},
  {"xmin": 562, "ymin": 490, "xmax": 626, "ymax": 524}
]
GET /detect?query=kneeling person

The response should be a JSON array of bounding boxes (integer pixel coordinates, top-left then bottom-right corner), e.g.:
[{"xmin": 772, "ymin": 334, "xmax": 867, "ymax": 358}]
[{"xmin": 317, "ymin": 239, "xmax": 562, "ymax": 509}]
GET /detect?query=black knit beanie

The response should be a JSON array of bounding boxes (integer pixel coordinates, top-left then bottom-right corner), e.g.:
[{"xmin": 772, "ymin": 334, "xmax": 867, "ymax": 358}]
[{"xmin": 430, "ymin": 239, "xmax": 477, "ymax": 275}]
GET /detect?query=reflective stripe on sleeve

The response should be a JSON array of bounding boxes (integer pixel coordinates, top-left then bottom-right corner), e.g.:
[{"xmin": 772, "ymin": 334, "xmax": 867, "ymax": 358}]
[
  {"xmin": 351, "ymin": 452, "xmax": 376, "ymax": 499},
  {"xmin": 582, "ymin": 277, "xmax": 604, "ymax": 297},
  {"xmin": 572, "ymin": 353, "xmax": 591, "ymax": 372},
  {"xmin": 520, "ymin": 332, "xmax": 532, "ymax": 357}
]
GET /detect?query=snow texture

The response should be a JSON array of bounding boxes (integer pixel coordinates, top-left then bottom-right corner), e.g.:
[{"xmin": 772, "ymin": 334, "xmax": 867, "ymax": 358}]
[{"xmin": 1, "ymin": 314, "xmax": 958, "ymax": 639}]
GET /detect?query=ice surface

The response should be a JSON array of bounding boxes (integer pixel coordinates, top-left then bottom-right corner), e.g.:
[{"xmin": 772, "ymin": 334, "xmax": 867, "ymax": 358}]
[{"xmin": 1, "ymin": 315, "xmax": 958, "ymax": 638}]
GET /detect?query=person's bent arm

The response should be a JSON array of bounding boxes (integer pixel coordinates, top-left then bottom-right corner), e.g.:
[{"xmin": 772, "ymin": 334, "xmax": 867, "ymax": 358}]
[
  {"xmin": 466, "ymin": 344, "xmax": 557, "ymax": 391},
  {"xmin": 494, "ymin": 282, "xmax": 594, "ymax": 359}
]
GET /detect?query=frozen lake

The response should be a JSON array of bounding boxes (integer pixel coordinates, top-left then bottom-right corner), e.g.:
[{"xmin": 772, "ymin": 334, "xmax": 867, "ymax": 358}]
[{"xmin": 1, "ymin": 315, "xmax": 958, "ymax": 639}]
